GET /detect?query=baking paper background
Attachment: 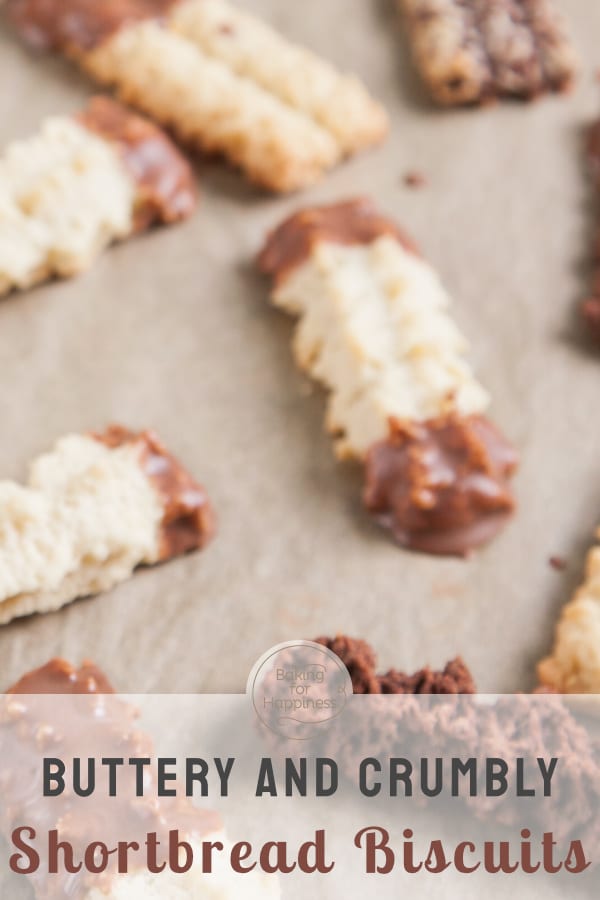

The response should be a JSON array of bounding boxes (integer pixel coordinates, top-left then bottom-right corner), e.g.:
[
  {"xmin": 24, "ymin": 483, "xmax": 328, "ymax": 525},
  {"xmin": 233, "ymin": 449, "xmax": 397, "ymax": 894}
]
[{"xmin": 0, "ymin": 0, "xmax": 598, "ymax": 693}]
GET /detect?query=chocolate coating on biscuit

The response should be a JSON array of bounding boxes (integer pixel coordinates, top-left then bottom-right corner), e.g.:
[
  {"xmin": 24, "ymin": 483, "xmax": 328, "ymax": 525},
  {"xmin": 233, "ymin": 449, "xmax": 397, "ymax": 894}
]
[
  {"xmin": 5, "ymin": 0, "xmax": 180, "ymax": 53},
  {"xmin": 364, "ymin": 414, "xmax": 517, "ymax": 557},
  {"xmin": 92, "ymin": 425, "xmax": 215, "ymax": 560},
  {"xmin": 316, "ymin": 635, "xmax": 476, "ymax": 694},
  {"xmin": 2, "ymin": 660, "xmax": 220, "ymax": 899},
  {"xmin": 8, "ymin": 658, "xmax": 114, "ymax": 695},
  {"xmin": 78, "ymin": 96, "xmax": 197, "ymax": 230},
  {"xmin": 258, "ymin": 198, "xmax": 419, "ymax": 285}
]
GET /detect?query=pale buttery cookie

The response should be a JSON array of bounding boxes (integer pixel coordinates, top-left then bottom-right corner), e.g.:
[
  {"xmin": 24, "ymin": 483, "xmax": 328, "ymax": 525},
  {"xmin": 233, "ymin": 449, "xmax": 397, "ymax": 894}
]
[
  {"xmin": 538, "ymin": 539, "xmax": 600, "ymax": 693},
  {"xmin": 2, "ymin": 659, "xmax": 280, "ymax": 900},
  {"xmin": 0, "ymin": 95, "xmax": 196, "ymax": 297},
  {"xmin": 0, "ymin": 425, "xmax": 214, "ymax": 625},
  {"xmin": 258, "ymin": 198, "xmax": 517, "ymax": 556},
  {"xmin": 5, "ymin": 0, "xmax": 388, "ymax": 193},
  {"xmin": 582, "ymin": 120, "xmax": 600, "ymax": 342},
  {"xmin": 397, "ymin": 0, "xmax": 578, "ymax": 106}
]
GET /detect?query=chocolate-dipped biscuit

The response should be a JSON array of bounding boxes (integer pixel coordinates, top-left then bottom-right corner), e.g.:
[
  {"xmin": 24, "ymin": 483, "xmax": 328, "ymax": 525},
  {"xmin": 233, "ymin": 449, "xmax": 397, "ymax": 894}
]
[
  {"xmin": 259, "ymin": 199, "xmax": 517, "ymax": 556},
  {"xmin": 0, "ymin": 426, "xmax": 214, "ymax": 625},
  {"xmin": 1, "ymin": 659, "xmax": 279, "ymax": 899},
  {"xmin": 0, "ymin": 96, "xmax": 196, "ymax": 297},
  {"xmin": 397, "ymin": 0, "xmax": 578, "ymax": 106}
]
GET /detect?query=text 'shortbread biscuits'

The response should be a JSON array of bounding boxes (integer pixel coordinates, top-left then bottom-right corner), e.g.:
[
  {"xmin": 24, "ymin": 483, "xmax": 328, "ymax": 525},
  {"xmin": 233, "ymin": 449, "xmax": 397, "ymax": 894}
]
[
  {"xmin": 258, "ymin": 199, "xmax": 518, "ymax": 557},
  {"xmin": 1, "ymin": 659, "xmax": 280, "ymax": 899},
  {"xmin": 582, "ymin": 121, "xmax": 600, "ymax": 342},
  {"xmin": 5, "ymin": 0, "xmax": 388, "ymax": 193},
  {"xmin": 0, "ymin": 96, "xmax": 196, "ymax": 297},
  {"xmin": 0, "ymin": 425, "xmax": 215, "ymax": 625},
  {"xmin": 538, "ymin": 539, "xmax": 600, "ymax": 694},
  {"xmin": 397, "ymin": 0, "xmax": 578, "ymax": 106}
]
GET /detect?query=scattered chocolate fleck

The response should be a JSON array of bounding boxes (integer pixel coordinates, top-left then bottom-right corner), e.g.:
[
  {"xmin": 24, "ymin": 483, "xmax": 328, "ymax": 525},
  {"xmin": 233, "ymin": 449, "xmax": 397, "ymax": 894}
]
[{"xmin": 403, "ymin": 170, "xmax": 427, "ymax": 189}]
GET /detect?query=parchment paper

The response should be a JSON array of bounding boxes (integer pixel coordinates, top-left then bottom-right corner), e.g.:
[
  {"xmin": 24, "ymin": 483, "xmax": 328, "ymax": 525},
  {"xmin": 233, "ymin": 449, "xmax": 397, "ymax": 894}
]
[{"xmin": 0, "ymin": 0, "xmax": 598, "ymax": 694}]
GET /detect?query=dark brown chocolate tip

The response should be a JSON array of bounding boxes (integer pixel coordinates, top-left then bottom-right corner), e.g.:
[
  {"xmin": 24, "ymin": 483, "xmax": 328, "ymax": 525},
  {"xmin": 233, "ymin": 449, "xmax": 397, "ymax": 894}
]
[
  {"xmin": 582, "ymin": 296, "xmax": 600, "ymax": 341},
  {"xmin": 91, "ymin": 425, "xmax": 216, "ymax": 561},
  {"xmin": 77, "ymin": 96, "xmax": 197, "ymax": 231},
  {"xmin": 584, "ymin": 121, "xmax": 600, "ymax": 342},
  {"xmin": 7, "ymin": 659, "xmax": 114, "ymax": 695},
  {"xmin": 5, "ymin": 0, "xmax": 180, "ymax": 53},
  {"xmin": 3, "ymin": 660, "xmax": 221, "ymax": 900},
  {"xmin": 315, "ymin": 635, "xmax": 476, "ymax": 694},
  {"xmin": 257, "ymin": 198, "xmax": 419, "ymax": 286},
  {"xmin": 363, "ymin": 413, "xmax": 518, "ymax": 558}
]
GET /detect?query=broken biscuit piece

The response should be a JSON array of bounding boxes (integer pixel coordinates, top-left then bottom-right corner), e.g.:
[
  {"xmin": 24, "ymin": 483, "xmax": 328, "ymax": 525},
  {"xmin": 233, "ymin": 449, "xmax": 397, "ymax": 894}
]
[
  {"xmin": 6, "ymin": 0, "xmax": 388, "ymax": 192},
  {"xmin": 538, "ymin": 539, "xmax": 600, "ymax": 693},
  {"xmin": 397, "ymin": 0, "xmax": 578, "ymax": 106},
  {"xmin": 258, "ymin": 198, "xmax": 517, "ymax": 556},
  {"xmin": 0, "ymin": 95, "xmax": 196, "ymax": 297},
  {"xmin": 0, "ymin": 425, "xmax": 215, "ymax": 625}
]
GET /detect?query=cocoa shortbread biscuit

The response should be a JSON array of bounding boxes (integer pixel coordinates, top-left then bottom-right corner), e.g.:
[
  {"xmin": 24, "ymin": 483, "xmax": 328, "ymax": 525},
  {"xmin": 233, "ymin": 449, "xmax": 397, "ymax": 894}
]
[
  {"xmin": 397, "ymin": 0, "xmax": 578, "ymax": 106},
  {"xmin": 314, "ymin": 636, "xmax": 600, "ymax": 854},
  {"xmin": 316, "ymin": 634, "xmax": 476, "ymax": 693},
  {"xmin": 1, "ymin": 659, "xmax": 279, "ymax": 899},
  {"xmin": 538, "ymin": 538, "xmax": 600, "ymax": 694},
  {"xmin": 0, "ymin": 425, "xmax": 215, "ymax": 625},
  {"xmin": 582, "ymin": 121, "xmax": 600, "ymax": 342},
  {"xmin": 0, "ymin": 96, "xmax": 196, "ymax": 297},
  {"xmin": 258, "ymin": 198, "xmax": 517, "ymax": 556},
  {"xmin": 5, "ymin": 0, "xmax": 388, "ymax": 193}
]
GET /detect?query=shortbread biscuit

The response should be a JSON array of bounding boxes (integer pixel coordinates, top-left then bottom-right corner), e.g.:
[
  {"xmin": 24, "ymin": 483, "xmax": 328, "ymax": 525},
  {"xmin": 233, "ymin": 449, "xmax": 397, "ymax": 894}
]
[
  {"xmin": 0, "ymin": 425, "xmax": 214, "ymax": 625},
  {"xmin": 0, "ymin": 96, "xmax": 196, "ymax": 297},
  {"xmin": 168, "ymin": 0, "xmax": 388, "ymax": 155},
  {"xmin": 2, "ymin": 659, "xmax": 279, "ymax": 900},
  {"xmin": 5, "ymin": 0, "xmax": 387, "ymax": 193},
  {"xmin": 397, "ymin": 0, "xmax": 578, "ymax": 106},
  {"xmin": 258, "ymin": 199, "xmax": 517, "ymax": 556},
  {"xmin": 538, "ymin": 540, "xmax": 600, "ymax": 693}
]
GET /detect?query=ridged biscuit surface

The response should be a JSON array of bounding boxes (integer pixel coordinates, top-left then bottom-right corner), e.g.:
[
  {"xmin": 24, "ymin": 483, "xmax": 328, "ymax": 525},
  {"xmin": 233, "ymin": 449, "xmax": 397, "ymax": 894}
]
[
  {"xmin": 84, "ymin": 22, "xmax": 340, "ymax": 193},
  {"xmin": 169, "ymin": 0, "xmax": 388, "ymax": 154},
  {"xmin": 0, "ymin": 116, "xmax": 134, "ymax": 295},
  {"xmin": 271, "ymin": 235, "xmax": 489, "ymax": 458},
  {"xmin": 0, "ymin": 434, "xmax": 162, "ymax": 624}
]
